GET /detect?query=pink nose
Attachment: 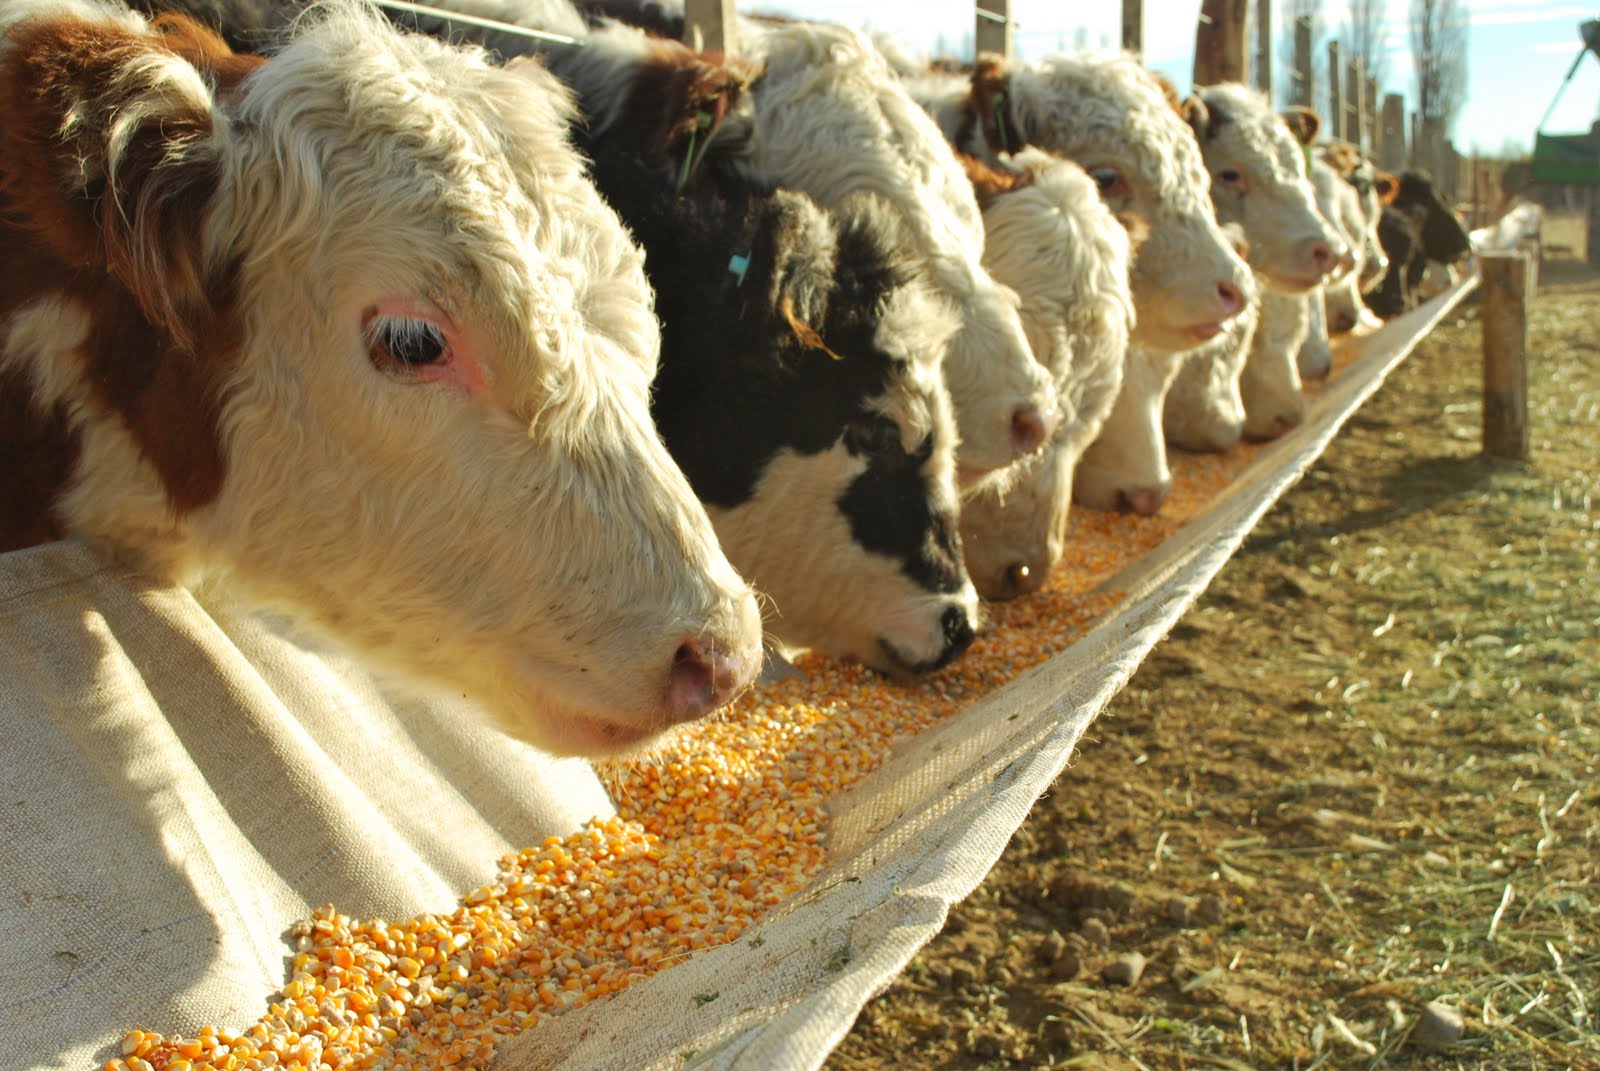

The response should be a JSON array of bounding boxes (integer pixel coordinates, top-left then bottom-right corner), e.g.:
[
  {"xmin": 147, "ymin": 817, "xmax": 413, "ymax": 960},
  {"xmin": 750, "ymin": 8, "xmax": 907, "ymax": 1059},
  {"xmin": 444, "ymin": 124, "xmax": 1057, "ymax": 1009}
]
[
  {"xmin": 1010, "ymin": 404, "xmax": 1056, "ymax": 457},
  {"xmin": 1215, "ymin": 279, "xmax": 1244, "ymax": 318},
  {"xmin": 1269, "ymin": 415, "xmax": 1298, "ymax": 438},
  {"xmin": 665, "ymin": 634, "xmax": 753, "ymax": 724},
  {"xmin": 1309, "ymin": 242, "xmax": 1338, "ymax": 277},
  {"xmin": 1117, "ymin": 485, "xmax": 1168, "ymax": 517}
]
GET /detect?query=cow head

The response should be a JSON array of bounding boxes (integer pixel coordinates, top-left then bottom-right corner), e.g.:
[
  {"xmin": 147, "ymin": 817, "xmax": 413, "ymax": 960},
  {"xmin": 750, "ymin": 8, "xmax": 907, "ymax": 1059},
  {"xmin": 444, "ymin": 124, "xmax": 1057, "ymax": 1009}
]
[
  {"xmin": 1395, "ymin": 170, "xmax": 1473, "ymax": 266},
  {"xmin": 0, "ymin": 0, "xmax": 763, "ymax": 757},
  {"xmin": 961, "ymin": 149, "xmax": 1135, "ymax": 598},
  {"xmin": 997, "ymin": 52, "xmax": 1255, "ymax": 355},
  {"xmin": 1186, "ymin": 84, "xmax": 1347, "ymax": 293},
  {"xmin": 589, "ymin": 149, "xmax": 979, "ymax": 676}
]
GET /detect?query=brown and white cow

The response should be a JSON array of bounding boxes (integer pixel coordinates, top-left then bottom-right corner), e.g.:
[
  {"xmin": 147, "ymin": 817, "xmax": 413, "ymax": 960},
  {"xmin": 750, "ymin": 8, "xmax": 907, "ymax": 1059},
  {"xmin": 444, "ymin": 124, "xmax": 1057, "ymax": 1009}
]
[{"xmin": 0, "ymin": 0, "xmax": 764, "ymax": 758}]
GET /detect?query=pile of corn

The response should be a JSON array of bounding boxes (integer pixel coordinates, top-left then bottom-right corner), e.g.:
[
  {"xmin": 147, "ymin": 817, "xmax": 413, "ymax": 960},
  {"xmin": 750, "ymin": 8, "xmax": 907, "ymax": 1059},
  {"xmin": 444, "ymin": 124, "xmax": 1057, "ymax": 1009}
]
[{"xmin": 111, "ymin": 416, "xmax": 1285, "ymax": 1071}]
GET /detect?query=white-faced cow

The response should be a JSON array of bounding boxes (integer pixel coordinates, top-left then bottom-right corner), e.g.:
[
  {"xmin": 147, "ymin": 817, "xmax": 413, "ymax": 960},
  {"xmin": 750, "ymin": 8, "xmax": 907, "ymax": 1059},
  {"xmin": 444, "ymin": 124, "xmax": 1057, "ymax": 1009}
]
[
  {"xmin": 1189, "ymin": 88, "xmax": 1346, "ymax": 439},
  {"xmin": 957, "ymin": 149, "xmax": 1136, "ymax": 598},
  {"xmin": 903, "ymin": 53, "xmax": 1255, "ymax": 515},
  {"xmin": 0, "ymin": 0, "xmax": 764, "ymax": 758}
]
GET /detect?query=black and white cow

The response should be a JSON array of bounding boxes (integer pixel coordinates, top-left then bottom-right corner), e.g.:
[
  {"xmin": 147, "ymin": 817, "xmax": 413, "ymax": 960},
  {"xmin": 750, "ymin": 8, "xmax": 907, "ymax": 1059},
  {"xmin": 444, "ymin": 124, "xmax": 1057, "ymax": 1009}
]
[
  {"xmin": 1366, "ymin": 170, "xmax": 1474, "ymax": 319},
  {"xmin": 589, "ymin": 149, "xmax": 979, "ymax": 676}
]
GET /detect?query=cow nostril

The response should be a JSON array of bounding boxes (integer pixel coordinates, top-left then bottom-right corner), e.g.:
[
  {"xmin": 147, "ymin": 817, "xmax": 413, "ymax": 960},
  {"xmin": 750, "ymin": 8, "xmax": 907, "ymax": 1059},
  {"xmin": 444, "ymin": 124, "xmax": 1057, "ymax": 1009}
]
[
  {"xmin": 1310, "ymin": 242, "xmax": 1336, "ymax": 275},
  {"xmin": 1215, "ymin": 279, "xmax": 1243, "ymax": 317},
  {"xmin": 939, "ymin": 604, "xmax": 976, "ymax": 660},
  {"xmin": 1010, "ymin": 405, "xmax": 1052, "ymax": 457},
  {"xmin": 666, "ymin": 636, "xmax": 732, "ymax": 722}
]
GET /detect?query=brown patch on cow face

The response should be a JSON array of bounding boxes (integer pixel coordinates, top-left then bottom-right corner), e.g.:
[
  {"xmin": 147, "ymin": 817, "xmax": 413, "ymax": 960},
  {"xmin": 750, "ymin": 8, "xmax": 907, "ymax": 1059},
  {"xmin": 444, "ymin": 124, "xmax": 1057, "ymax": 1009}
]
[
  {"xmin": 1116, "ymin": 209, "xmax": 1152, "ymax": 252},
  {"xmin": 969, "ymin": 52, "xmax": 1025, "ymax": 154},
  {"xmin": 958, "ymin": 151, "xmax": 1033, "ymax": 205},
  {"xmin": 0, "ymin": 366, "xmax": 81, "ymax": 552},
  {"xmin": 629, "ymin": 41, "xmax": 754, "ymax": 179},
  {"xmin": 1321, "ymin": 140, "xmax": 1363, "ymax": 177},
  {"xmin": 1281, "ymin": 106, "xmax": 1321, "ymax": 147},
  {"xmin": 0, "ymin": 12, "xmax": 242, "ymax": 517}
]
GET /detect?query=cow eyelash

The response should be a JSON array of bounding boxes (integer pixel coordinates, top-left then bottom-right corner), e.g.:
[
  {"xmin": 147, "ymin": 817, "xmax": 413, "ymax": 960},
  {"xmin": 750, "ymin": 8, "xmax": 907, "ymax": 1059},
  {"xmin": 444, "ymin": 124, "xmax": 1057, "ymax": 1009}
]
[
  {"xmin": 1088, "ymin": 167, "xmax": 1128, "ymax": 198},
  {"xmin": 365, "ymin": 313, "xmax": 450, "ymax": 373}
]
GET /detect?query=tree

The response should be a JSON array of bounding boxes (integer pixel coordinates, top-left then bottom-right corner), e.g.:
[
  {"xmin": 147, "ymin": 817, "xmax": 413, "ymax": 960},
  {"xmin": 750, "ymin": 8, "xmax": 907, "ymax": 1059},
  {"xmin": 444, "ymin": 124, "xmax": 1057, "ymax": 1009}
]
[
  {"xmin": 1410, "ymin": 0, "xmax": 1468, "ymax": 135},
  {"xmin": 1343, "ymin": 0, "xmax": 1388, "ymax": 90}
]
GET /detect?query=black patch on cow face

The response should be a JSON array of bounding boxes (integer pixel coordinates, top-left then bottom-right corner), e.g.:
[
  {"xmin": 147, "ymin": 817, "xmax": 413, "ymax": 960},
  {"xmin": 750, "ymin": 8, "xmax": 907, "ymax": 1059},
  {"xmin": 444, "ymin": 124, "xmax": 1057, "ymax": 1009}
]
[
  {"xmin": 837, "ymin": 424, "xmax": 966, "ymax": 595},
  {"xmin": 587, "ymin": 150, "xmax": 964, "ymax": 595}
]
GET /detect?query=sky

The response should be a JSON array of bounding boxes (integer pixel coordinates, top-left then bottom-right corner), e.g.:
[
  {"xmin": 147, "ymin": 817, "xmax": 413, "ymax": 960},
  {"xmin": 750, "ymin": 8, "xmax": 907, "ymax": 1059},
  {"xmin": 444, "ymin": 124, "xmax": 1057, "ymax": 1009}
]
[{"xmin": 751, "ymin": 0, "xmax": 1600, "ymax": 156}]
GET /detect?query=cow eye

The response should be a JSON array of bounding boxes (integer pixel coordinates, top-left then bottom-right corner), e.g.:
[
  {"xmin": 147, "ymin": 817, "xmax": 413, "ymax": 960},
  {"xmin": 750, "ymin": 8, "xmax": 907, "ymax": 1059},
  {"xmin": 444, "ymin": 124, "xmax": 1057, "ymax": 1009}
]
[
  {"xmin": 845, "ymin": 416, "xmax": 900, "ymax": 455},
  {"xmin": 1218, "ymin": 168, "xmax": 1243, "ymax": 185},
  {"xmin": 365, "ymin": 313, "xmax": 449, "ymax": 372},
  {"xmin": 1088, "ymin": 166, "xmax": 1127, "ymax": 198}
]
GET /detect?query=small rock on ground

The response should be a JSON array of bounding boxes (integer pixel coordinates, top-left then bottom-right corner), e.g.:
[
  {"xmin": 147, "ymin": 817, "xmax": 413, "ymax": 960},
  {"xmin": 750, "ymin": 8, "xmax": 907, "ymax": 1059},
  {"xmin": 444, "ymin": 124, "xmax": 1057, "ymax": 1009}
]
[
  {"xmin": 1101, "ymin": 952, "xmax": 1147, "ymax": 987},
  {"xmin": 1411, "ymin": 1002, "xmax": 1464, "ymax": 1048}
]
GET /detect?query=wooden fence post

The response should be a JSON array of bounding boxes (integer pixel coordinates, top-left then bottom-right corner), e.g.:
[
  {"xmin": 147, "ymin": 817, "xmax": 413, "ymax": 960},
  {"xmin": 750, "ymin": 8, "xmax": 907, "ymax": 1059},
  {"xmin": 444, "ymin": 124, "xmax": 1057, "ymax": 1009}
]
[
  {"xmin": 1364, "ymin": 74, "xmax": 1379, "ymax": 152},
  {"xmin": 1327, "ymin": 40, "xmax": 1344, "ymax": 139},
  {"xmin": 1380, "ymin": 93, "xmax": 1407, "ymax": 172},
  {"xmin": 1346, "ymin": 58, "xmax": 1365, "ymax": 150},
  {"xmin": 976, "ymin": 0, "xmax": 1011, "ymax": 59},
  {"xmin": 1481, "ymin": 252, "xmax": 1530, "ymax": 461},
  {"xmin": 1292, "ymin": 15, "xmax": 1313, "ymax": 107},
  {"xmin": 1193, "ymin": 0, "xmax": 1248, "ymax": 85},
  {"xmin": 1254, "ymin": 0, "xmax": 1272, "ymax": 97},
  {"xmin": 684, "ymin": 0, "xmax": 736, "ymax": 54},
  {"xmin": 1122, "ymin": 0, "xmax": 1143, "ymax": 55}
]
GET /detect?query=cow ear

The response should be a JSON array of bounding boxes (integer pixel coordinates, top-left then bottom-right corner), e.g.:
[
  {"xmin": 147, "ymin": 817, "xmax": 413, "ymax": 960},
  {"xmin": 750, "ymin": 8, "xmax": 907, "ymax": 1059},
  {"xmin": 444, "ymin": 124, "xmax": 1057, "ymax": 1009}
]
[
  {"xmin": 970, "ymin": 52, "xmax": 1024, "ymax": 152},
  {"xmin": 761, "ymin": 191, "xmax": 838, "ymax": 348},
  {"xmin": 1, "ymin": 10, "xmax": 228, "ymax": 352},
  {"xmin": 636, "ymin": 42, "xmax": 755, "ymax": 181},
  {"xmin": 1373, "ymin": 170, "xmax": 1400, "ymax": 205},
  {"xmin": 1281, "ymin": 106, "xmax": 1321, "ymax": 147}
]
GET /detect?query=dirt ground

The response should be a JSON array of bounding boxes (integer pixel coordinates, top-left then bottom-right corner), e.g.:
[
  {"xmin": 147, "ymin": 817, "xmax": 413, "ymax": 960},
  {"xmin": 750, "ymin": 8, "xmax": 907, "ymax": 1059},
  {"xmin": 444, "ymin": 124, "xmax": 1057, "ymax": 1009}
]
[{"xmin": 828, "ymin": 217, "xmax": 1600, "ymax": 1071}]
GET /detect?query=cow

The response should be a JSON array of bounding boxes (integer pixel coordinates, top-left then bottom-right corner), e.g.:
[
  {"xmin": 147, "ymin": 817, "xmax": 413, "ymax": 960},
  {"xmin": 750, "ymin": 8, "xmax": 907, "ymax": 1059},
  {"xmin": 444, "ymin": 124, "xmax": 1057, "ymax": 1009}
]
[
  {"xmin": 957, "ymin": 149, "xmax": 1136, "ymax": 598},
  {"xmin": 392, "ymin": 0, "xmax": 1062, "ymax": 483},
  {"xmin": 1315, "ymin": 141, "xmax": 1397, "ymax": 334},
  {"xmin": 0, "ymin": 0, "xmax": 766, "ymax": 758},
  {"xmin": 898, "ymin": 52, "xmax": 1255, "ymax": 514},
  {"xmin": 565, "ymin": 68, "xmax": 978, "ymax": 672},
  {"xmin": 1366, "ymin": 170, "xmax": 1474, "ymax": 319},
  {"xmin": 1172, "ymin": 86, "xmax": 1345, "ymax": 443}
]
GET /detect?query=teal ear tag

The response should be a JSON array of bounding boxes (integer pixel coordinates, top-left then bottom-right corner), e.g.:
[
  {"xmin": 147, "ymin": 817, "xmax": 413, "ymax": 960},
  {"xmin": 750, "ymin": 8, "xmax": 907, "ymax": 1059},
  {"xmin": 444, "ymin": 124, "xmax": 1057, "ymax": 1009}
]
[{"xmin": 727, "ymin": 252, "xmax": 751, "ymax": 286}]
